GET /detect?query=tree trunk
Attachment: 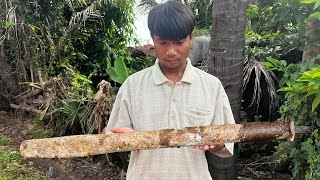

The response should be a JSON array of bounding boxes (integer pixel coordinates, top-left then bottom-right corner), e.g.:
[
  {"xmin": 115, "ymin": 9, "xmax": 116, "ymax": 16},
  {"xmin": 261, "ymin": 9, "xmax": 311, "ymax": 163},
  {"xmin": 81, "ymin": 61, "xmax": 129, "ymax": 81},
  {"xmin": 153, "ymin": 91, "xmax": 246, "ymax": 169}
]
[
  {"xmin": 302, "ymin": 12, "xmax": 320, "ymax": 61},
  {"xmin": 207, "ymin": 0, "xmax": 248, "ymax": 179},
  {"xmin": 299, "ymin": 9, "xmax": 320, "ymax": 178}
]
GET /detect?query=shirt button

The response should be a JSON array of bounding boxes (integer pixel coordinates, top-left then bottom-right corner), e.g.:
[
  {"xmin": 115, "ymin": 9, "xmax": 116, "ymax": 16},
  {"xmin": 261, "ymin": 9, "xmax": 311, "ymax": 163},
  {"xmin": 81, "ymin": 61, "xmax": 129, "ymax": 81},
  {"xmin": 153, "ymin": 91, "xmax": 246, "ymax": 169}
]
[{"xmin": 172, "ymin": 98, "xmax": 177, "ymax": 103}]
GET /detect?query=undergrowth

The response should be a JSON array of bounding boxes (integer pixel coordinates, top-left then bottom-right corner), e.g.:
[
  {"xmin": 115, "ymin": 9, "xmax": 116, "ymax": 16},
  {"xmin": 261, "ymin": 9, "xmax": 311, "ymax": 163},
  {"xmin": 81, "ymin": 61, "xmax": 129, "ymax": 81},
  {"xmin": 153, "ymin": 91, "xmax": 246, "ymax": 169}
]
[{"xmin": 0, "ymin": 134, "xmax": 46, "ymax": 179}]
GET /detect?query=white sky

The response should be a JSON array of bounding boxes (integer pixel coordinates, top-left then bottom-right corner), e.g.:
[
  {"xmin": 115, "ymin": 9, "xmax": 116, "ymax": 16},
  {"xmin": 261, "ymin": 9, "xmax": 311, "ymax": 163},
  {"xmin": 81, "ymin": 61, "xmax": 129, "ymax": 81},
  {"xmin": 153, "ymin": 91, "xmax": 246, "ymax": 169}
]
[
  {"xmin": 133, "ymin": 7, "xmax": 152, "ymax": 45},
  {"xmin": 132, "ymin": 0, "xmax": 166, "ymax": 45}
]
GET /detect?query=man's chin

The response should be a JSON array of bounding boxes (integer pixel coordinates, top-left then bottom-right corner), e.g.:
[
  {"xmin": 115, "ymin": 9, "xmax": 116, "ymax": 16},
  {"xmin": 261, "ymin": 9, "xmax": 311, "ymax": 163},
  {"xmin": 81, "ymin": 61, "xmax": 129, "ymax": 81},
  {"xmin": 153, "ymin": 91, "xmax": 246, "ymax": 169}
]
[{"xmin": 159, "ymin": 60, "xmax": 186, "ymax": 71}]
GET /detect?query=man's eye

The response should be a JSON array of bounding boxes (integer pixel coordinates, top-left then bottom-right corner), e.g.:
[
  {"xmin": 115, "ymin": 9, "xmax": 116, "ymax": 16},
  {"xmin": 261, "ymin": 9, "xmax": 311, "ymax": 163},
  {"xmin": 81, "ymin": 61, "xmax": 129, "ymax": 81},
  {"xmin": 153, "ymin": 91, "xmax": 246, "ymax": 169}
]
[{"xmin": 178, "ymin": 40, "xmax": 184, "ymax": 44}]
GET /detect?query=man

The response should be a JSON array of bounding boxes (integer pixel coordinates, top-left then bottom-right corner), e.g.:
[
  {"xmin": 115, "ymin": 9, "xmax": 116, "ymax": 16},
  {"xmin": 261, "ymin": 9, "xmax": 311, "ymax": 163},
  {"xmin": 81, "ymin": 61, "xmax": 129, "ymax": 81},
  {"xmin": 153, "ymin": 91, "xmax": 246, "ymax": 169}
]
[{"xmin": 106, "ymin": 1, "xmax": 235, "ymax": 179}]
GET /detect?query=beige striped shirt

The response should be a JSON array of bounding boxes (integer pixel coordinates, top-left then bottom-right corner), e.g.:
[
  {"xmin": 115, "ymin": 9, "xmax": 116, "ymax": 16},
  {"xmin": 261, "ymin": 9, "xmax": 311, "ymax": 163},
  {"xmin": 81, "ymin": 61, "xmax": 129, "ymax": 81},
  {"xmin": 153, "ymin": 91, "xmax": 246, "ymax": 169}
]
[{"xmin": 106, "ymin": 59, "xmax": 235, "ymax": 180}]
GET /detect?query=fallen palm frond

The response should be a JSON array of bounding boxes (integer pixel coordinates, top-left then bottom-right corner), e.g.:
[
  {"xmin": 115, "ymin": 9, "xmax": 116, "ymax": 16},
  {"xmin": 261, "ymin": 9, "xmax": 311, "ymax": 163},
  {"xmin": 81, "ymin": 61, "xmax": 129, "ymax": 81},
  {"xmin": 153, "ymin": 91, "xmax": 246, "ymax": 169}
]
[
  {"xmin": 10, "ymin": 76, "xmax": 114, "ymax": 135},
  {"xmin": 10, "ymin": 104, "xmax": 42, "ymax": 114},
  {"xmin": 243, "ymin": 57, "xmax": 278, "ymax": 116},
  {"xmin": 10, "ymin": 78, "xmax": 57, "ymax": 117},
  {"xmin": 93, "ymin": 80, "xmax": 115, "ymax": 133}
]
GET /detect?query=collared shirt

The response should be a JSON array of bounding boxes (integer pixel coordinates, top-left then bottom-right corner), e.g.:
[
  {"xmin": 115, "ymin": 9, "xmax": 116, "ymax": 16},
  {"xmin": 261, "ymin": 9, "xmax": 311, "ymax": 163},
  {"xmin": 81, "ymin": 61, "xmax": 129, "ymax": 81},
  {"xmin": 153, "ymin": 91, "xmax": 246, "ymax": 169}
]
[{"xmin": 106, "ymin": 58, "xmax": 235, "ymax": 180}]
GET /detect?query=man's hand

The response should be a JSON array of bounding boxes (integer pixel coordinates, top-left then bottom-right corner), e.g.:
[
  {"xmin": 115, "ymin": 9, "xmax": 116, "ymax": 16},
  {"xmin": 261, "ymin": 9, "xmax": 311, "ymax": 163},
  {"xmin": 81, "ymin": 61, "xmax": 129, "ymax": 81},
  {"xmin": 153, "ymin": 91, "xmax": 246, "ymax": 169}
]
[
  {"xmin": 193, "ymin": 144, "xmax": 225, "ymax": 152},
  {"xmin": 110, "ymin": 127, "xmax": 135, "ymax": 133}
]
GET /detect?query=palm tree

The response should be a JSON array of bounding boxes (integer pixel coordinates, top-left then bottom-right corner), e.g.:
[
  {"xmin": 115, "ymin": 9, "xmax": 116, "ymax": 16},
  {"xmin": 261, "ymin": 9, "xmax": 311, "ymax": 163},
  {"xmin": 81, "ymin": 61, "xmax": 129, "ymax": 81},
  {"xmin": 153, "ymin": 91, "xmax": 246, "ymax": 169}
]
[
  {"xmin": 205, "ymin": 0, "xmax": 248, "ymax": 179},
  {"xmin": 302, "ymin": 17, "xmax": 320, "ymax": 61}
]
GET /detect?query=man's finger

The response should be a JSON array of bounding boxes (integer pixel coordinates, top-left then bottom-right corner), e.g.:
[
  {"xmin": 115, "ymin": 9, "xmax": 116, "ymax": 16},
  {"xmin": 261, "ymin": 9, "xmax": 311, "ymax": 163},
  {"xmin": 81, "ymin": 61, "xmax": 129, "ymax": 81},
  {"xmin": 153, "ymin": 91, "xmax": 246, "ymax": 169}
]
[
  {"xmin": 110, "ymin": 127, "xmax": 134, "ymax": 133},
  {"xmin": 202, "ymin": 145, "xmax": 210, "ymax": 151}
]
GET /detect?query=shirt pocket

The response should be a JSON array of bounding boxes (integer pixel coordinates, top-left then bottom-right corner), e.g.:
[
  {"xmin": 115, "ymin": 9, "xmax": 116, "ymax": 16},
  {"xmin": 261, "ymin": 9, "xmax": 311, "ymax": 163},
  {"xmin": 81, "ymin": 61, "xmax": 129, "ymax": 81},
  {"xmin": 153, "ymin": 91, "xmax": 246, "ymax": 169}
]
[{"xmin": 183, "ymin": 107, "xmax": 214, "ymax": 127}]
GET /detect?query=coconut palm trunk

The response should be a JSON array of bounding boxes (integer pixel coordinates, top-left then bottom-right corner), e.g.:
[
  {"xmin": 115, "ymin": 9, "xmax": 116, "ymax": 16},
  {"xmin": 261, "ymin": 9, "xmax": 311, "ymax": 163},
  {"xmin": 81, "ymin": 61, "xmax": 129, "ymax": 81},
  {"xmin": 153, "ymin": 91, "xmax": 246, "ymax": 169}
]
[
  {"xmin": 206, "ymin": 0, "xmax": 248, "ymax": 179},
  {"xmin": 302, "ymin": 13, "xmax": 320, "ymax": 62}
]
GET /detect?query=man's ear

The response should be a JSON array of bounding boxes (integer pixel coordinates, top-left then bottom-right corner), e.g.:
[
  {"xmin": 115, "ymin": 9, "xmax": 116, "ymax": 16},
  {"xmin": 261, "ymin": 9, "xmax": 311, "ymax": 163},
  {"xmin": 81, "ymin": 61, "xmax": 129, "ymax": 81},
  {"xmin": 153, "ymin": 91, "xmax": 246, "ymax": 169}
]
[{"xmin": 190, "ymin": 32, "xmax": 194, "ymax": 40}]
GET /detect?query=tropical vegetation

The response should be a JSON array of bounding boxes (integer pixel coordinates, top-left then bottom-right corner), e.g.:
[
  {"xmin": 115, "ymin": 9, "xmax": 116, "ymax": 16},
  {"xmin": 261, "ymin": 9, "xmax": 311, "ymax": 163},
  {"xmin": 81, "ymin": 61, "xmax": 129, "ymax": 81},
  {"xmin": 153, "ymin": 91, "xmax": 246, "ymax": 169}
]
[{"xmin": 0, "ymin": 0, "xmax": 319, "ymax": 179}]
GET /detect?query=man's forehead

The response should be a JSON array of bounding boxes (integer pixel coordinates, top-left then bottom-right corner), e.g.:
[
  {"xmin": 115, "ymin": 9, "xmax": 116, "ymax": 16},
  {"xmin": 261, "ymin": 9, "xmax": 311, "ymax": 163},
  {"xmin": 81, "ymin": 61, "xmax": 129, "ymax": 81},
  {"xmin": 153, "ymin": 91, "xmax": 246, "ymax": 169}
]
[{"xmin": 154, "ymin": 35, "xmax": 189, "ymax": 41}]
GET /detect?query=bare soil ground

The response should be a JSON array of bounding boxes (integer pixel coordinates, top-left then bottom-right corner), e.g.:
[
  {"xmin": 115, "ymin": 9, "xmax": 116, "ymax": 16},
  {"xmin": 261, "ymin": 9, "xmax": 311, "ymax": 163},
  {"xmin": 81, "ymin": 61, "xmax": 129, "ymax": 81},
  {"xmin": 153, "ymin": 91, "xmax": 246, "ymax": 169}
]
[
  {"xmin": 0, "ymin": 112, "xmax": 125, "ymax": 180},
  {"xmin": 0, "ymin": 111, "xmax": 292, "ymax": 180}
]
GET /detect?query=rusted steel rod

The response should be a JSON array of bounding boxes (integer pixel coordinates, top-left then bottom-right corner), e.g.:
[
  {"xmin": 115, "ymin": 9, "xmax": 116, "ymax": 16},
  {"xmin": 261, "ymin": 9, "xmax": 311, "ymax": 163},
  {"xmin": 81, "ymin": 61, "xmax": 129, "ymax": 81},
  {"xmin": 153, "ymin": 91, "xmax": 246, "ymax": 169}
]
[{"xmin": 20, "ymin": 119, "xmax": 295, "ymax": 158}]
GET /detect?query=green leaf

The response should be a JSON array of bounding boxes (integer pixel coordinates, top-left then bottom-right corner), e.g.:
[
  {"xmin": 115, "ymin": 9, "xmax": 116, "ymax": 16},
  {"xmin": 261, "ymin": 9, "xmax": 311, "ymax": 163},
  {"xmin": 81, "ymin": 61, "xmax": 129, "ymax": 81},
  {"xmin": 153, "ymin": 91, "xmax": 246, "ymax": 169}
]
[
  {"xmin": 106, "ymin": 67, "xmax": 116, "ymax": 77},
  {"xmin": 286, "ymin": 79, "xmax": 291, "ymax": 86},
  {"xmin": 311, "ymin": 71, "xmax": 320, "ymax": 78},
  {"xmin": 266, "ymin": 57, "xmax": 281, "ymax": 67},
  {"xmin": 114, "ymin": 57, "xmax": 129, "ymax": 84},
  {"xmin": 106, "ymin": 67, "xmax": 122, "ymax": 84},
  {"xmin": 309, "ymin": 12, "xmax": 320, "ymax": 21},
  {"xmin": 314, "ymin": 1, "xmax": 320, "ymax": 9},
  {"xmin": 300, "ymin": 0, "xmax": 316, "ymax": 4},
  {"xmin": 314, "ymin": 81, "xmax": 320, "ymax": 89},
  {"xmin": 292, "ymin": 82, "xmax": 303, "ymax": 89},
  {"xmin": 278, "ymin": 87, "xmax": 294, "ymax": 91},
  {"xmin": 279, "ymin": 77, "xmax": 286, "ymax": 88},
  {"xmin": 4, "ymin": 21, "xmax": 15, "ymax": 28},
  {"xmin": 290, "ymin": 73, "xmax": 299, "ymax": 82},
  {"xmin": 312, "ymin": 95, "xmax": 320, "ymax": 111},
  {"xmin": 262, "ymin": 62, "xmax": 273, "ymax": 67},
  {"xmin": 280, "ymin": 60, "xmax": 287, "ymax": 67},
  {"xmin": 266, "ymin": 57, "xmax": 288, "ymax": 72},
  {"xmin": 306, "ymin": 88, "xmax": 318, "ymax": 96},
  {"xmin": 298, "ymin": 73, "xmax": 312, "ymax": 82}
]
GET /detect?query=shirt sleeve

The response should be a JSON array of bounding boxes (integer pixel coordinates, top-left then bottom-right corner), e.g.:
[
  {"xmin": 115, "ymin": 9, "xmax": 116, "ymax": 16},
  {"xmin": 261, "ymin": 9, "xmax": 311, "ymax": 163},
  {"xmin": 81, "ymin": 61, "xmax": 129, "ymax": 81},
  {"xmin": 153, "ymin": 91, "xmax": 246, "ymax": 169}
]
[
  {"xmin": 210, "ymin": 80, "xmax": 235, "ymax": 157},
  {"xmin": 105, "ymin": 80, "xmax": 133, "ymax": 133}
]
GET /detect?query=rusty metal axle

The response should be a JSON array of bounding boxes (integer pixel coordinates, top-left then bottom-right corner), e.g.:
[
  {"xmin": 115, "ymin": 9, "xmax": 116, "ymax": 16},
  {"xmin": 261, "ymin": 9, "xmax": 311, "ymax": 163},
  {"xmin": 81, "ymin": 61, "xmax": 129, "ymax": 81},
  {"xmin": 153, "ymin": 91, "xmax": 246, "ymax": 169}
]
[{"xmin": 20, "ymin": 119, "xmax": 295, "ymax": 158}]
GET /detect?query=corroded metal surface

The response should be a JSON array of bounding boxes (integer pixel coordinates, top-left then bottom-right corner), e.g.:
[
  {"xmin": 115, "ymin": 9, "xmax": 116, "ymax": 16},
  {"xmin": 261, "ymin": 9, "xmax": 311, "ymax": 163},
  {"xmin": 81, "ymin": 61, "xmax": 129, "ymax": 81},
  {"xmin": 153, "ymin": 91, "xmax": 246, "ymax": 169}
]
[{"xmin": 20, "ymin": 119, "xmax": 294, "ymax": 158}]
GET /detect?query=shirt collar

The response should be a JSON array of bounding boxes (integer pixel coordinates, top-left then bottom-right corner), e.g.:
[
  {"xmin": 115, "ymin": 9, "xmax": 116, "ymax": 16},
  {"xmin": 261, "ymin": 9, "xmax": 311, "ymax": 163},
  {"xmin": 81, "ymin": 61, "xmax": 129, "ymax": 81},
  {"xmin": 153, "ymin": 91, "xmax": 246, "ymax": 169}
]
[{"xmin": 152, "ymin": 58, "xmax": 196, "ymax": 85}]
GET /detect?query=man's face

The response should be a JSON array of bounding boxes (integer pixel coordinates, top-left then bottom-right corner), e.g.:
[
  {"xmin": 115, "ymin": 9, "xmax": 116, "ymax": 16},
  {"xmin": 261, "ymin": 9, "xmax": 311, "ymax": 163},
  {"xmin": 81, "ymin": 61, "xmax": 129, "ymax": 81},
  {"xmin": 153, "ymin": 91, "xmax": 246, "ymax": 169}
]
[{"xmin": 153, "ymin": 34, "xmax": 193, "ymax": 72}]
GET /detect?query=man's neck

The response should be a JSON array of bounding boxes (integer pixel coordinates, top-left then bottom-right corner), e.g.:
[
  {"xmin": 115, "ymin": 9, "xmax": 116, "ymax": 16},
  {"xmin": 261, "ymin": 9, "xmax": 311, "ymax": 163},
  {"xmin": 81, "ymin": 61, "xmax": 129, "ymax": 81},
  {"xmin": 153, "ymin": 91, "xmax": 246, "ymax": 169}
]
[{"xmin": 160, "ymin": 64, "xmax": 186, "ymax": 85}]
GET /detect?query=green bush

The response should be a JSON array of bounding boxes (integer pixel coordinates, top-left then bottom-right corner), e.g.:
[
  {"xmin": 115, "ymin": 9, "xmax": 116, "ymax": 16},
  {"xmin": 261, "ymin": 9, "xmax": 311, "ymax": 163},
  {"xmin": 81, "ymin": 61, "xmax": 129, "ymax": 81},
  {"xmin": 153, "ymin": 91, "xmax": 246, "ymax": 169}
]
[{"xmin": 265, "ymin": 57, "xmax": 320, "ymax": 179}]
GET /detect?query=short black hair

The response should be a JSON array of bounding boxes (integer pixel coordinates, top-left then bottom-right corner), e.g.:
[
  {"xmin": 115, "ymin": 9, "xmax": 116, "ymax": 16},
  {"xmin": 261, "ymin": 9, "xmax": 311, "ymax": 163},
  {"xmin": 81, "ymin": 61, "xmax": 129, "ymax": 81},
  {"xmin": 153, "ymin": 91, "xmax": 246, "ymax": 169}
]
[{"xmin": 148, "ymin": 0, "xmax": 195, "ymax": 41}]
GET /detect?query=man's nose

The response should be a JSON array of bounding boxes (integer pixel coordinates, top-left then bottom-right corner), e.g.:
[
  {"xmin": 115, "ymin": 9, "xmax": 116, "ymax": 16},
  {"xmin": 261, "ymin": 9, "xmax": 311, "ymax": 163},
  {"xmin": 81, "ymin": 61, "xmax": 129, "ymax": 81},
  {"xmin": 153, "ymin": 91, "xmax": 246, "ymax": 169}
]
[{"xmin": 167, "ymin": 44, "xmax": 177, "ymax": 57}]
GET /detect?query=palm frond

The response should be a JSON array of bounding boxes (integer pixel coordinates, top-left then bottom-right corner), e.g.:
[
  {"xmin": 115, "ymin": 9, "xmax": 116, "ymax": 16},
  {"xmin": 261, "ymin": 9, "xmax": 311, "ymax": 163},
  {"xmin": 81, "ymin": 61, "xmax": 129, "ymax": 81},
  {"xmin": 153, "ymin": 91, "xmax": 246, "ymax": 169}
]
[
  {"xmin": 199, "ymin": 50, "xmax": 277, "ymax": 117},
  {"xmin": 138, "ymin": 0, "xmax": 158, "ymax": 15},
  {"xmin": 69, "ymin": 2, "xmax": 101, "ymax": 28},
  {"xmin": 50, "ymin": 2, "xmax": 102, "ymax": 67},
  {"xmin": 243, "ymin": 57, "xmax": 278, "ymax": 115},
  {"xmin": 64, "ymin": 0, "xmax": 88, "ymax": 12}
]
